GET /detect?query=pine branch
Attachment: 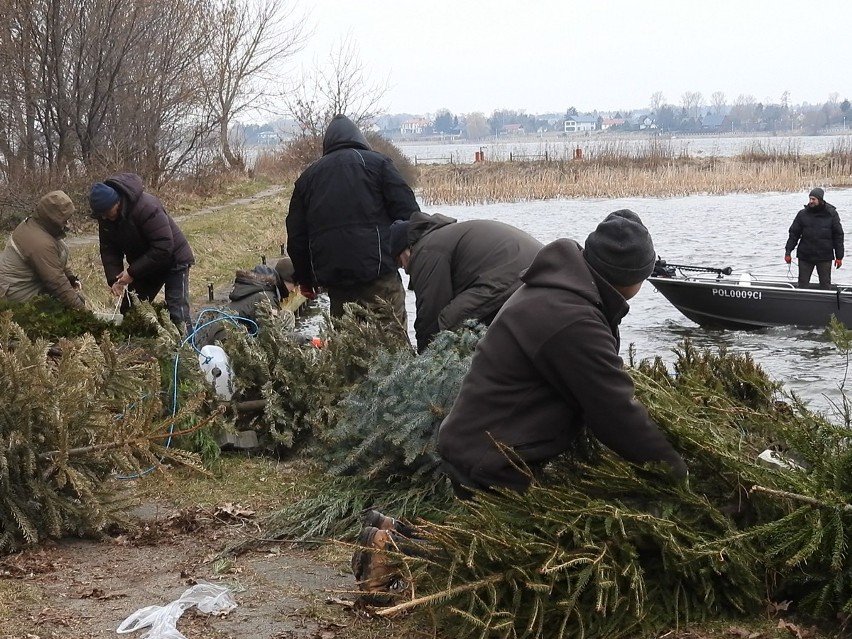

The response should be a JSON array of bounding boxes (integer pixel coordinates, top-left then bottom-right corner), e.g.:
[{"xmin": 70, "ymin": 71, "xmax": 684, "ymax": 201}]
[
  {"xmin": 750, "ymin": 485, "xmax": 852, "ymax": 512},
  {"xmin": 376, "ymin": 574, "xmax": 504, "ymax": 617}
]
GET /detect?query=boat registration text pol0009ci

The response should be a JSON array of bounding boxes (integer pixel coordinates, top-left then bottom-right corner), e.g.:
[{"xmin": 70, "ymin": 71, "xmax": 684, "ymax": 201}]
[{"xmin": 712, "ymin": 288, "xmax": 762, "ymax": 300}]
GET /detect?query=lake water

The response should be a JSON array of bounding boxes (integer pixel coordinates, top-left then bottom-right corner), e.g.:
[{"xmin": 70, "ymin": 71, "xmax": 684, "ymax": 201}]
[
  {"xmin": 299, "ymin": 188, "xmax": 852, "ymax": 414},
  {"xmin": 398, "ymin": 134, "xmax": 852, "ymax": 163}
]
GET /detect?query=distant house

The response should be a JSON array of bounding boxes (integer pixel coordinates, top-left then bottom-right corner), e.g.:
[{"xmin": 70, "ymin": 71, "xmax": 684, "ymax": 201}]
[
  {"xmin": 257, "ymin": 131, "xmax": 278, "ymax": 145},
  {"xmin": 700, "ymin": 114, "xmax": 726, "ymax": 132},
  {"xmin": 501, "ymin": 123, "xmax": 525, "ymax": 136},
  {"xmin": 637, "ymin": 115, "xmax": 657, "ymax": 130},
  {"xmin": 564, "ymin": 115, "xmax": 597, "ymax": 133},
  {"xmin": 601, "ymin": 118, "xmax": 626, "ymax": 130},
  {"xmin": 400, "ymin": 118, "xmax": 432, "ymax": 136}
]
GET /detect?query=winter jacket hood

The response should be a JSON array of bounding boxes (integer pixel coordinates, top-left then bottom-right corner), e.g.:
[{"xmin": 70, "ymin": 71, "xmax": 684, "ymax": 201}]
[
  {"xmin": 105, "ymin": 172, "xmax": 145, "ymax": 211},
  {"xmin": 323, "ymin": 115, "xmax": 371, "ymax": 155},
  {"xmin": 407, "ymin": 211, "xmax": 457, "ymax": 245},
  {"xmin": 523, "ymin": 239, "xmax": 608, "ymax": 305},
  {"xmin": 34, "ymin": 191, "xmax": 75, "ymax": 237},
  {"xmin": 230, "ymin": 269, "xmax": 279, "ymax": 302}
]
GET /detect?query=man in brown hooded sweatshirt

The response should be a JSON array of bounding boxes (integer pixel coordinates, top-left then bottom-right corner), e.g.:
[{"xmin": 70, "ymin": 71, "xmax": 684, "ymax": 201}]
[
  {"xmin": 437, "ymin": 209, "xmax": 687, "ymax": 496},
  {"xmin": 0, "ymin": 190, "xmax": 85, "ymax": 309}
]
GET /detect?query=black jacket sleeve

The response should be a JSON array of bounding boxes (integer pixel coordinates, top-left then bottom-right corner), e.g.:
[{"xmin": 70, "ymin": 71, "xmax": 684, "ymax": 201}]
[
  {"xmin": 286, "ymin": 181, "xmax": 312, "ymax": 285},
  {"xmin": 126, "ymin": 205, "xmax": 175, "ymax": 279},
  {"xmin": 785, "ymin": 211, "xmax": 803, "ymax": 255},
  {"xmin": 99, "ymin": 224, "xmax": 125, "ymax": 284},
  {"xmin": 833, "ymin": 212, "xmax": 844, "ymax": 259},
  {"xmin": 380, "ymin": 159, "xmax": 420, "ymax": 221},
  {"xmin": 410, "ymin": 248, "xmax": 454, "ymax": 352}
]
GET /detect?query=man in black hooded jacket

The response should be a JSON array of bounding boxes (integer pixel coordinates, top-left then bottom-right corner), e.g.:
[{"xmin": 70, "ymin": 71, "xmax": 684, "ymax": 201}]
[
  {"xmin": 437, "ymin": 210, "xmax": 687, "ymax": 496},
  {"xmin": 784, "ymin": 187, "xmax": 844, "ymax": 289},
  {"xmin": 286, "ymin": 114, "xmax": 420, "ymax": 323}
]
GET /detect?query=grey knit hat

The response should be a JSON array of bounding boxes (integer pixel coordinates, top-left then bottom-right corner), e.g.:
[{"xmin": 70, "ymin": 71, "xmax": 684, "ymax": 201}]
[
  {"xmin": 274, "ymin": 256, "xmax": 295, "ymax": 284},
  {"xmin": 809, "ymin": 187, "xmax": 825, "ymax": 201},
  {"xmin": 584, "ymin": 209, "xmax": 656, "ymax": 287}
]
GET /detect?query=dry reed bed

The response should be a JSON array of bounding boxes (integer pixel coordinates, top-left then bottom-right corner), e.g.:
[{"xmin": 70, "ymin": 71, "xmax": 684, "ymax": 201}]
[{"xmin": 417, "ymin": 157, "xmax": 852, "ymax": 205}]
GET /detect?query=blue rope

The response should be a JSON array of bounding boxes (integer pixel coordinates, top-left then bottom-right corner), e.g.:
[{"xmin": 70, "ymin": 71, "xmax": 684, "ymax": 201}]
[{"xmin": 114, "ymin": 308, "xmax": 258, "ymax": 480}]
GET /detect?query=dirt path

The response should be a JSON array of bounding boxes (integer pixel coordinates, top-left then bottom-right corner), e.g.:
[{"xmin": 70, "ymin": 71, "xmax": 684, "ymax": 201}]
[
  {"xmin": 65, "ymin": 185, "xmax": 288, "ymax": 249},
  {"xmin": 0, "ymin": 499, "xmax": 386, "ymax": 639}
]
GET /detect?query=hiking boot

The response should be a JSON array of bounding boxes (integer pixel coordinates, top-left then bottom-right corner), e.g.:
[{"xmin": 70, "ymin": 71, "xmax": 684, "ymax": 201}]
[
  {"xmin": 351, "ymin": 526, "xmax": 407, "ymax": 605},
  {"xmin": 361, "ymin": 509, "xmax": 418, "ymax": 539}
]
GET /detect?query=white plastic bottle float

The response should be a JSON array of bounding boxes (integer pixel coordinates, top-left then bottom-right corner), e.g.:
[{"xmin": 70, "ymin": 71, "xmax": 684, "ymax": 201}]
[{"xmin": 198, "ymin": 345, "xmax": 234, "ymax": 400}]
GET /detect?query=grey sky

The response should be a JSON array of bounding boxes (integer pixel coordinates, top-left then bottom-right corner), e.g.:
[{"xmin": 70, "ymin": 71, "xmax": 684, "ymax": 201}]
[{"xmin": 292, "ymin": 0, "xmax": 851, "ymax": 115}]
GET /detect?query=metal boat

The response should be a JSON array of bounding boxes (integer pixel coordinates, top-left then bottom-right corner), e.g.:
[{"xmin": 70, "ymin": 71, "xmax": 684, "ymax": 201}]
[{"xmin": 648, "ymin": 260, "xmax": 852, "ymax": 329}]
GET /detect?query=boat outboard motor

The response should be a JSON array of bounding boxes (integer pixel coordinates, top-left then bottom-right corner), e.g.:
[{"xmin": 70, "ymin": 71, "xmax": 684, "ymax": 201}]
[{"xmin": 652, "ymin": 258, "xmax": 676, "ymax": 278}]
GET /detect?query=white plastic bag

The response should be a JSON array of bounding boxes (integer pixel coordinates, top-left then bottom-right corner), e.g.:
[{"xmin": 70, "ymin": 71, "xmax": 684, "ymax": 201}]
[{"xmin": 116, "ymin": 581, "xmax": 237, "ymax": 638}]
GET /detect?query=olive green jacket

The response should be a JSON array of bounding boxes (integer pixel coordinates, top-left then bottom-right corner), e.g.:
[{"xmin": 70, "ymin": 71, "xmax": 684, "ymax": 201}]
[{"xmin": 0, "ymin": 191, "xmax": 85, "ymax": 309}]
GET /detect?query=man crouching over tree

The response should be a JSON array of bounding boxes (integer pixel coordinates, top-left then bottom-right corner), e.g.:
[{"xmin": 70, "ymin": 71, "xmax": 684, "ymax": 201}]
[
  {"xmin": 437, "ymin": 209, "xmax": 687, "ymax": 497},
  {"xmin": 0, "ymin": 190, "xmax": 86, "ymax": 310},
  {"xmin": 352, "ymin": 210, "xmax": 689, "ymax": 603},
  {"xmin": 88, "ymin": 174, "xmax": 195, "ymax": 331}
]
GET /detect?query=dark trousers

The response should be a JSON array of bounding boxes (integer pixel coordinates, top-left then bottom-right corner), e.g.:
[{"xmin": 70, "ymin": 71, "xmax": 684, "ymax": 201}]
[
  {"xmin": 797, "ymin": 259, "xmax": 833, "ymax": 289},
  {"xmin": 326, "ymin": 271, "xmax": 407, "ymax": 326},
  {"xmin": 121, "ymin": 264, "xmax": 192, "ymax": 329}
]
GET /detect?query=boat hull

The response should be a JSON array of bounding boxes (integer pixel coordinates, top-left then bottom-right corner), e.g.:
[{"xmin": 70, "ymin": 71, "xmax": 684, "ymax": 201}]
[{"xmin": 648, "ymin": 276, "xmax": 852, "ymax": 329}]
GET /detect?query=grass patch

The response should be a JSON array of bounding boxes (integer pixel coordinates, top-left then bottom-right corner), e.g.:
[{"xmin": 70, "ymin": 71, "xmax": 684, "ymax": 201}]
[
  {"xmin": 130, "ymin": 454, "xmax": 314, "ymax": 516},
  {"xmin": 0, "ymin": 581, "xmax": 42, "ymax": 621}
]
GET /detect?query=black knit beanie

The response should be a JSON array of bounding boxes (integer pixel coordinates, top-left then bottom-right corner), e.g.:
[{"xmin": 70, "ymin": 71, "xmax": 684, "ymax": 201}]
[
  {"xmin": 583, "ymin": 209, "xmax": 656, "ymax": 287},
  {"xmin": 809, "ymin": 187, "xmax": 825, "ymax": 201},
  {"xmin": 389, "ymin": 220, "xmax": 411, "ymax": 258}
]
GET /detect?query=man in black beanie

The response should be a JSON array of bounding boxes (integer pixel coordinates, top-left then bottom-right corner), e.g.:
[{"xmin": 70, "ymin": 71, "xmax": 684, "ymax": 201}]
[
  {"xmin": 784, "ymin": 187, "xmax": 844, "ymax": 289},
  {"xmin": 437, "ymin": 209, "xmax": 687, "ymax": 497}
]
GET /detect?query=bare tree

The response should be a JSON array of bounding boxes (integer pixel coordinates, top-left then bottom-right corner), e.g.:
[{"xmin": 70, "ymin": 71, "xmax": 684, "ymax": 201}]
[
  {"xmin": 710, "ymin": 91, "xmax": 726, "ymax": 115},
  {"xmin": 731, "ymin": 94, "xmax": 756, "ymax": 129},
  {"xmin": 680, "ymin": 91, "xmax": 703, "ymax": 119},
  {"xmin": 463, "ymin": 112, "xmax": 490, "ymax": 140},
  {"xmin": 201, "ymin": 0, "xmax": 306, "ymax": 170},
  {"xmin": 649, "ymin": 91, "xmax": 665, "ymax": 114},
  {"xmin": 0, "ymin": 0, "xmax": 216, "ymax": 186},
  {"xmin": 284, "ymin": 36, "xmax": 388, "ymax": 139}
]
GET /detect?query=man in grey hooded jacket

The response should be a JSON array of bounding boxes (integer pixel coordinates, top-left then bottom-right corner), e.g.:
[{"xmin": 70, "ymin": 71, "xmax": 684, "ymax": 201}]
[{"xmin": 390, "ymin": 211, "xmax": 543, "ymax": 352}]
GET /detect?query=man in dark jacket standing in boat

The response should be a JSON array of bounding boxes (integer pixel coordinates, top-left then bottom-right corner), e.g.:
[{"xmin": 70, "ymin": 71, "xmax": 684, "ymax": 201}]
[
  {"xmin": 89, "ymin": 173, "xmax": 195, "ymax": 329},
  {"xmin": 286, "ymin": 114, "xmax": 420, "ymax": 324},
  {"xmin": 389, "ymin": 211, "xmax": 543, "ymax": 353},
  {"xmin": 785, "ymin": 187, "xmax": 844, "ymax": 289},
  {"xmin": 437, "ymin": 209, "xmax": 687, "ymax": 497}
]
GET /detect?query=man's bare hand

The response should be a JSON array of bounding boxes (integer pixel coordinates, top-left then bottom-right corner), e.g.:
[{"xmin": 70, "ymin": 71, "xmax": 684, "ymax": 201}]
[{"xmin": 111, "ymin": 270, "xmax": 133, "ymax": 296}]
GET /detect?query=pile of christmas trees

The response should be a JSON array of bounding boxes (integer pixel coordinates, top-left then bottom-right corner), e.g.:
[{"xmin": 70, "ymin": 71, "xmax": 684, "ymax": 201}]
[
  {"xmin": 226, "ymin": 307, "xmax": 852, "ymax": 637},
  {"xmin": 0, "ymin": 304, "xmax": 211, "ymax": 552}
]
